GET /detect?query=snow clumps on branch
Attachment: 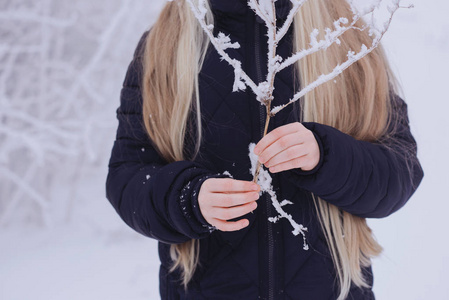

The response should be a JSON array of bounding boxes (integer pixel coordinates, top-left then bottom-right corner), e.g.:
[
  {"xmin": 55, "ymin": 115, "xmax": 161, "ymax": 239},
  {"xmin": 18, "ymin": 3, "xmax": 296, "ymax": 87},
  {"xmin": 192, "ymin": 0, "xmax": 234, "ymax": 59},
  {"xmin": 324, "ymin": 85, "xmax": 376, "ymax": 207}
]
[
  {"xmin": 249, "ymin": 143, "xmax": 309, "ymax": 250},
  {"xmin": 175, "ymin": 0, "xmax": 410, "ymax": 242},
  {"xmin": 181, "ymin": 0, "xmax": 409, "ymax": 116}
]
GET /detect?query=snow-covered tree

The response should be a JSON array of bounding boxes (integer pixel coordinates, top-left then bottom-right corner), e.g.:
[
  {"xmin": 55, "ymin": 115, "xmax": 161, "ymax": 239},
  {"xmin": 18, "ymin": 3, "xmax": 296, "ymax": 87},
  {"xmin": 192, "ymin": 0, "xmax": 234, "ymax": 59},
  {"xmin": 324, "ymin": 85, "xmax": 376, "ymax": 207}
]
[{"xmin": 0, "ymin": 0, "xmax": 158, "ymax": 227}]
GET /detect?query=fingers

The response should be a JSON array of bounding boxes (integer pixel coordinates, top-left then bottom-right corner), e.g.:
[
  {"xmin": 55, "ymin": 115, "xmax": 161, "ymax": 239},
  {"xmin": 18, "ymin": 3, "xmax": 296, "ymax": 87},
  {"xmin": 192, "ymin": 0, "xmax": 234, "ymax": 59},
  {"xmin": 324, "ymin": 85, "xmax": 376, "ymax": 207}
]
[
  {"xmin": 211, "ymin": 191, "xmax": 260, "ymax": 208},
  {"xmin": 254, "ymin": 122, "xmax": 304, "ymax": 156},
  {"xmin": 210, "ymin": 218, "xmax": 250, "ymax": 232},
  {"xmin": 258, "ymin": 134, "xmax": 305, "ymax": 165},
  {"xmin": 211, "ymin": 201, "xmax": 257, "ymax": 223},
  {"xmin": 208, "ymin": 200, "xmax": 257, "ymax": 232},
  {"xmin": 264, "ymin": 144, "xmax": 308, "ymax": 169},
  {"xmin": 205, "ymin": 178, "xmax": 260, "ymax": 193},
  {"xmin": 268, "ymin": 156, "xmax": 306, "ymax": 173},
  {"xmin": 198, "ymin": 178, "xmax": 261, "ymax": 232},
  {"xmin": 253, "ymin": 122, "xmax": 320, "ymax": 173}
]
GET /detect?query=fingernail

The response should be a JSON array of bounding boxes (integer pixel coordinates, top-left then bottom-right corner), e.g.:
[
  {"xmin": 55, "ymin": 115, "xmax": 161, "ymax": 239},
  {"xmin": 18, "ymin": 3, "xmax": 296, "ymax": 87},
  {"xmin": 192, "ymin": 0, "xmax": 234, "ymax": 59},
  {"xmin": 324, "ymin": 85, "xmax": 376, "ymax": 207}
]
[
  {"xmin": 252, "ymin": 202, "xmax": 258, "ymax": 209},
  {"xmin": 252, "ymin": 184, "xmax": 259, "ymax": 190},
  {"xmin": 242, "ymin": 220, "xmax": 249, "ymax": 227},
  {"xmin": 254, "ymin": 147, "xmax": 259, "ymax": 155}
]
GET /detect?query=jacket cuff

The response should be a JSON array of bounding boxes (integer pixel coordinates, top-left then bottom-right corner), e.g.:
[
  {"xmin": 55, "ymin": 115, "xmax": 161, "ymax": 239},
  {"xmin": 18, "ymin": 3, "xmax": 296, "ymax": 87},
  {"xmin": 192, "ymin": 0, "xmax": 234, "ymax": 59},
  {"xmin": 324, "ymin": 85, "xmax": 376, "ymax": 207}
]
[
  {"xmin": 282, "ymin": 122, "xmax": 354, "ymax": 195},
  {"xmin": 178, "ymin": 171, "xmax": 229, "ymax": 238}
]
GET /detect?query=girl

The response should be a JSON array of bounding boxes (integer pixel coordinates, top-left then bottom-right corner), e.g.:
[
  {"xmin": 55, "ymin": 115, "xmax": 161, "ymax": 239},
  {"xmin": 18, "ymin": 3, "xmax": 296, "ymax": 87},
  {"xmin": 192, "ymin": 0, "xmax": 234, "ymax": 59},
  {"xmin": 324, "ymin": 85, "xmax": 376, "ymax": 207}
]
[{"xmin": 106, "ymin": 0, "xmax": 423, "ymax": 299}]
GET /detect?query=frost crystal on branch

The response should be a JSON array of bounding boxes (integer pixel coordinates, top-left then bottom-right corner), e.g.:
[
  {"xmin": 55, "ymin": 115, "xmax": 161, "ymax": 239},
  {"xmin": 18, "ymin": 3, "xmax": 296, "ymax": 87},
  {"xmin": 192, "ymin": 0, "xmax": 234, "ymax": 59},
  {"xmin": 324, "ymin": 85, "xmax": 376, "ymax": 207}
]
[
  {"xmin": 249, "ymin": 144, "xmax": 309, "ymax": 250},
  {"xmin": 184, "ymin": 0, "xmax": 262, "ymax": 95},
  {"xmin": 215, "ymin": 32, "xmax": 241, "ymax": 50},
  {"xmin": 183, "ymin": 0, "xmax": 408, "ymax": 116}
]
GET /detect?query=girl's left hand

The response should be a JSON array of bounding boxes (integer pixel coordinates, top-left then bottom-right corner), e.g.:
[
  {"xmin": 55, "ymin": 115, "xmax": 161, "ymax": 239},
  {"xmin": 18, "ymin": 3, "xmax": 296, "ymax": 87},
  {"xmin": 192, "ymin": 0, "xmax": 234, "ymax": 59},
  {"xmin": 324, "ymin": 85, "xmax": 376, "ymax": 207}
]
[{"xmin": 254, "ymin": 122, "xmax": 320, "ymax": 173}]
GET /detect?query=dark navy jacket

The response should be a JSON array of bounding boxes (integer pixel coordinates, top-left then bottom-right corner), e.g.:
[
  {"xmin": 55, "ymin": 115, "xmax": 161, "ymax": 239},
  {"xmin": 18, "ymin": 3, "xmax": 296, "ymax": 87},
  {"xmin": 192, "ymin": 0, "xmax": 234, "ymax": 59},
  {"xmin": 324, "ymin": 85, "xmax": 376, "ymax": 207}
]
[{"xmin": 106, "ymin": 1, "xmax": 423, "ymax": 299}]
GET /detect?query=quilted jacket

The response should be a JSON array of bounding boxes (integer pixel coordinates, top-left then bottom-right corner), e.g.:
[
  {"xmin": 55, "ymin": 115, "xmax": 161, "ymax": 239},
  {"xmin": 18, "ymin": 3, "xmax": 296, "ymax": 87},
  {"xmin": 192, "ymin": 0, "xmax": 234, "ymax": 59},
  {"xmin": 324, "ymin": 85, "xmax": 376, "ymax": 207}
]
[{"xmin": 106, "ymin": 0, "xmax": 424, "ymax": 299}]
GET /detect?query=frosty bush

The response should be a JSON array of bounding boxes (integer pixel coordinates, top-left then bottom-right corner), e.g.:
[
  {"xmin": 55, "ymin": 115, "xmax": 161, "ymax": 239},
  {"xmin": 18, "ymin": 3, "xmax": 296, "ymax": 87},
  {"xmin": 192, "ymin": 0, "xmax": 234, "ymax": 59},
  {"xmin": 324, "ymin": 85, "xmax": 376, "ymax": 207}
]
[{"xmin": 0, "ymin": 0, "xmax": 157, "ymax": 227}]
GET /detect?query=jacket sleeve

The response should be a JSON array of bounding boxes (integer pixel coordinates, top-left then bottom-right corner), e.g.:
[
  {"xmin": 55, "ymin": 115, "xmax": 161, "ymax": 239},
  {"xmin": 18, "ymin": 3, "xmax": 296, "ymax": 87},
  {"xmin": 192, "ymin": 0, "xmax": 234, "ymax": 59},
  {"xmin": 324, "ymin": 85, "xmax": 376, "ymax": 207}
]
[
  {"xmin": 105, "ymin": 32, "xmax": 218, "ymax": 244},
  {"xmin": 284, "ymin": 95, "xmax": 424, "ymax": 218}
]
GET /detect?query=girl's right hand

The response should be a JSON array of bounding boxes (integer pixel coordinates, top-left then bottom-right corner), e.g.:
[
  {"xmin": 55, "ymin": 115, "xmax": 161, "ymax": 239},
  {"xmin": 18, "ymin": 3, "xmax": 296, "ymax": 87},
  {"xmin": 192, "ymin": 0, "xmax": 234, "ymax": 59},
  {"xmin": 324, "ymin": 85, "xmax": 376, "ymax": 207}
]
[{"xmin": 198, "ymin": 178, "xmax": 260, "ymax": 232}]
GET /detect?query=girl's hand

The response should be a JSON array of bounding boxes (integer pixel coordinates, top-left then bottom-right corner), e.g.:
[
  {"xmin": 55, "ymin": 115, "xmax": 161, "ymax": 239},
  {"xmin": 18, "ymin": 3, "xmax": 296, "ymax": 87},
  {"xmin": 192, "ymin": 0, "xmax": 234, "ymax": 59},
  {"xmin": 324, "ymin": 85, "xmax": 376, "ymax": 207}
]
[
  {"xmin": 254, "ymin": 122, "xmax": 320, "ymax": 173},
  {"xmin": 198, "ymin": 178, "xmax": 260, "ymax": 232}
]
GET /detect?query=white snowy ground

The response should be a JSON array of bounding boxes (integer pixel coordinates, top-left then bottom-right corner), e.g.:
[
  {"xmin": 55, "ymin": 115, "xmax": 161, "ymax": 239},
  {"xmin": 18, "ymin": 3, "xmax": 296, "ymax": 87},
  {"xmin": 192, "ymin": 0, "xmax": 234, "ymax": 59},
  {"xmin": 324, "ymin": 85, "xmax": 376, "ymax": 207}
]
[{"xmin": 1, "ymin": 1, "xmax": 448, "ymax": 300}]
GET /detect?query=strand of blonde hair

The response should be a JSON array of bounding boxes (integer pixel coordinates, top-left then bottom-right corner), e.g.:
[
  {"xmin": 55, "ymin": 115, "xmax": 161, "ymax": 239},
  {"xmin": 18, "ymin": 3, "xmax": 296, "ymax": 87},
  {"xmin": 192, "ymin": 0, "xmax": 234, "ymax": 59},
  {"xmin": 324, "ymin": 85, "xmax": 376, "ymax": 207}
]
[{"xmin": 142, "ymin": 0, "xmax": 212, "ymax": 286}]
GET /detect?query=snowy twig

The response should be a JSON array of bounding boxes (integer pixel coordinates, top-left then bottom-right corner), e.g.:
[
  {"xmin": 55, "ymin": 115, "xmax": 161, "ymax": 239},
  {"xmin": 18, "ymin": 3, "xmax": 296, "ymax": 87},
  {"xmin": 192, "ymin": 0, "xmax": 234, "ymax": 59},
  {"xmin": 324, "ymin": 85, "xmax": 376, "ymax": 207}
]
[
  {"xmin": 176, "ymin": 0, "xmax": 407, "ymax": 241},
  {"xmin": 271, "ymin": 0, "xmax": 406, "ymax": 115},
  {"xmin": 275, "ymin": 0, "xmax": 308, "ymax": 43},
  {"xmin": 185, "ymin": 0, "xmax": 261, "ymax": 96},
  {"xmin": 276, "ymin": 16, "xmax": 364, "ymax": 74},
  {"xmin": 249, "ymin": 144, "xmax": 309, "ymax": 250}
]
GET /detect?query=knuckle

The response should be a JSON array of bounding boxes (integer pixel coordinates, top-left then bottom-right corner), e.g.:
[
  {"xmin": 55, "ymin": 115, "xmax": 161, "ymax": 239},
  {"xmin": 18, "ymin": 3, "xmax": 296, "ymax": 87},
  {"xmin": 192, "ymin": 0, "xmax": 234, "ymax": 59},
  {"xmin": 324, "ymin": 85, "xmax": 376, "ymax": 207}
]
[
  {"xmin": 272, "ymin": 128, "xmax": 282, "ymax": 139},
  {"xmin": 221, "ymin": 195, "xmax": 230, "ymax": 207},
  {"xmin": 279, "ymin": 136, "xmax": 289, "ymax": 149},
  {"xmin": 225, "ymin": 194, "xmax": 236, "ymax": 207},
  {"xmin": 224, "ymin": 180, "xmax": 233, "ymax": 191},
  {"xmin": 263, "ymin": 155, "xmax": 272, "ymax": 164},
  {"xmin": 286, "ymin": 148, "xmax": 296, "ymax": 159},
  {"xmin": 265, "ymin": 157, "xmax": 275, "ymax": 167}
]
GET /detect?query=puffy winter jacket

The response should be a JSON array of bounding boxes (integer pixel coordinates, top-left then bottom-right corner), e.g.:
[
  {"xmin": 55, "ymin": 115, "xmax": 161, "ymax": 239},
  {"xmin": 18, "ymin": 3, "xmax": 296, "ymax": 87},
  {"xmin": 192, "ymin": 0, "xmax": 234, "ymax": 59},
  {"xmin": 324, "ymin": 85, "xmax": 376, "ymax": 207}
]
[{"xmin": 106, "ymin": 1, "xmax": 423, "ymax": 299}]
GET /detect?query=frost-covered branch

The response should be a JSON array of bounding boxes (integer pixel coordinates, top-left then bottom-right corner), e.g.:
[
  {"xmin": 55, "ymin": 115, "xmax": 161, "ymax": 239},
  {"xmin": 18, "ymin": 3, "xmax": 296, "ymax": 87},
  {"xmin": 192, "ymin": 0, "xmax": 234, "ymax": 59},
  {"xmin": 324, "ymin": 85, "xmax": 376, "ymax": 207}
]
[
  {"xmin": 275, "ymin": 0, "xmax": 308, "ymax": 43},
  {"xmin": 271, "ymin": 0, "xmax": 406, "ymax": 115},
  {"xmin": 249, "ymin": 144, "xmax": 309, "ymax": 250},
  {"xmin": 185, "ymin": 0, "xmax": 261, "ymax": 96},
  {"xmin": 247, "ymin": 0, "xmax": 272, "ymax": 25},
  {"xmin": 175, "ymin": 0, "xmax": 408, "ymax": 242},
  {"xmin": 276, "ymin": 16, "xmax": 363, "ymax": 73}
]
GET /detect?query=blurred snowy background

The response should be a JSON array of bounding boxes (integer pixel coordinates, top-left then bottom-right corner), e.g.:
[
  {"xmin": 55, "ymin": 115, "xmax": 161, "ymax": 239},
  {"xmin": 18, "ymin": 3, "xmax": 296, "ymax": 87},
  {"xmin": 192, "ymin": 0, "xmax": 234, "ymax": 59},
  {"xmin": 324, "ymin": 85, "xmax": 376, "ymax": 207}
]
[{"xmin": 0, "ymin": 0, "xmax": 447, "ymax": 299}]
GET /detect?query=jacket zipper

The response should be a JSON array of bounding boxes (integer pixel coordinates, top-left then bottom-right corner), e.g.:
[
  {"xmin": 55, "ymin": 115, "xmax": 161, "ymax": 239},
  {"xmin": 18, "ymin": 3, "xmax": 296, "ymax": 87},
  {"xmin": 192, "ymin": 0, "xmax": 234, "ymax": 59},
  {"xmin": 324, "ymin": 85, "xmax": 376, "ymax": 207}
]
[{"xmin": 255, "ymin": 21, "xmax": 275, "ymax": 300}]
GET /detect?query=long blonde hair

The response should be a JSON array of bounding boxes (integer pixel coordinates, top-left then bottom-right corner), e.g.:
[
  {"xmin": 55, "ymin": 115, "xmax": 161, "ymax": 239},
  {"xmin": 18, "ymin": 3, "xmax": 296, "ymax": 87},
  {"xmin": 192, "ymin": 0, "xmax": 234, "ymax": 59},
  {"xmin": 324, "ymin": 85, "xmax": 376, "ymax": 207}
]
[{"xmin": 142, "ymin": 0, "xmax": 392, "ymax": 298}]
